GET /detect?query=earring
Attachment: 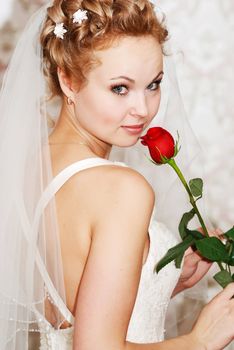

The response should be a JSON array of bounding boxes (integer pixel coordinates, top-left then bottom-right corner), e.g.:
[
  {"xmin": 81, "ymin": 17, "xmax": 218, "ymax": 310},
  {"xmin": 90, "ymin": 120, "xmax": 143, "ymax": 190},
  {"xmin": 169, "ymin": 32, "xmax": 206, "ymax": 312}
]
[{"xmin": 67, "ymin": 96, "xmax": 73, "ymax": 105}]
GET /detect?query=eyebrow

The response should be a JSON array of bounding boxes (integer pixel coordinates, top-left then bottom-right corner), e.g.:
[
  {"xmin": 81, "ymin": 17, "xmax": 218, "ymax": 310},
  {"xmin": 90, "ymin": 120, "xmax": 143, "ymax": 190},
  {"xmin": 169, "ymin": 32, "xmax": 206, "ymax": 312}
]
[{"xmin": 110, "ymin": 71, "xmax": 164, "ymax": 83}]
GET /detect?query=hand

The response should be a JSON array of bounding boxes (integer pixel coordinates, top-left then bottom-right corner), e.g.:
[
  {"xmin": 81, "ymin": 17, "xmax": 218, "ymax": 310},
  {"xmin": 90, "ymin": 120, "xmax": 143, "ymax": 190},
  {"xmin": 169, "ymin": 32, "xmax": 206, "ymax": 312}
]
[
  {"xmin": 190, "ymin": 283, "xmax": 234, "ymax": 350},
  {"xmin": 172, "ymin": 247, "xmax": 212, "ymax": 296},
  {"xmin": 172, "ymin": 228, "xmax": 222, "ymax": 296}
]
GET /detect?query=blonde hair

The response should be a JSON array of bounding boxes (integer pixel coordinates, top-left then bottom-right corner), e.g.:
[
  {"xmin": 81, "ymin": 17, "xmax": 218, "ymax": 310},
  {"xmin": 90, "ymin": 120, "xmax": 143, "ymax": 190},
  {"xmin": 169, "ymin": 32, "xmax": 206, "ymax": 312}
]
[{"xmin": 40, "ymin": 0, "xmax": 168, "ymax": 98}]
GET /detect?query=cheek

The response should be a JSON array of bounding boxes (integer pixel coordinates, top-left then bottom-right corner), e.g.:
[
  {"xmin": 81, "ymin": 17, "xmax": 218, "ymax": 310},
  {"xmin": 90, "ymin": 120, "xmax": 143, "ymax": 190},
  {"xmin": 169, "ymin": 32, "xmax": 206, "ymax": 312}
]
[
  {"xmin": 92, "ymin": 102, "xmax": 124, "ymax": 127},
  {"xmin": 149, "ymin": 91, "xmax": 161, "ymax": 120},
  {"xmin": 85, "ymin": 92, "xmax": 127, "ymax": 125},
  {"xmin": 100, "ymin": 104, "xmax": 127, "ymax": 126},
  {"xmin": 75, "ymin": 91, "xmax": 126, "ymax": 130}
]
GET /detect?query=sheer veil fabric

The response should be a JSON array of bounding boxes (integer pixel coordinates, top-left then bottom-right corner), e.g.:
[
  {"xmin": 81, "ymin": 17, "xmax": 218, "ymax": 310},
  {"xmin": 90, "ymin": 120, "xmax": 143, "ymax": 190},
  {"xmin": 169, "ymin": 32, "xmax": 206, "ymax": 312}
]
[
  {"xmin": 0, "ymin": 4, "xmax": 68, "ymax": 349},
  {"xmin": 0, "ymin": 1, "xmax": 207, "ymax": 348}
]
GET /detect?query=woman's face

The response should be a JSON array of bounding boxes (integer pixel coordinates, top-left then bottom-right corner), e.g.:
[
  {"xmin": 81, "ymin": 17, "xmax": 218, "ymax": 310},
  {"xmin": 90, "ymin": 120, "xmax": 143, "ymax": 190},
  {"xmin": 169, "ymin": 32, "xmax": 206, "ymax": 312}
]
[{"xmin": 73, "ymin": 35, "xmax": 163, "ymax": 148}]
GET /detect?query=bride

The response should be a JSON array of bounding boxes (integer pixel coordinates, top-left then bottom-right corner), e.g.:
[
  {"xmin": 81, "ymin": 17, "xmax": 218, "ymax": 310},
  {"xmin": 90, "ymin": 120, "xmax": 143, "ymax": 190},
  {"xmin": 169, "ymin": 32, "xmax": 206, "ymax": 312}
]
[{"xmin": 1, "ymin": 1, "xmax": 234, "ymax": 349}]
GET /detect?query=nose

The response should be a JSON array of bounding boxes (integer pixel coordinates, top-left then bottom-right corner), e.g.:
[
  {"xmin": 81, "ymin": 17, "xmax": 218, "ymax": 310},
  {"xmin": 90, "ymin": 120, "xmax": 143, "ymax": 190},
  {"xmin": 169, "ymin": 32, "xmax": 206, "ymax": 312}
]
[{"xmin": 130, "ymin": 93, "xmax": 148, "ymax": 118}]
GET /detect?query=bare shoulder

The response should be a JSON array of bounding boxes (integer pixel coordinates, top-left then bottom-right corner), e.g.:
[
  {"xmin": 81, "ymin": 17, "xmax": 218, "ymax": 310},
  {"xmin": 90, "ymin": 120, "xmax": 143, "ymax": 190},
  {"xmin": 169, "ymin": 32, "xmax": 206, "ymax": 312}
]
[
  {"xmin": 80, "ymin": 164, "xmax": 155, "ymax": 223},
  {"xmin": 107, "ymin": 164, "xmax": 154, "ymax": 200},
  {"xmin": 84, "ymin": 163, "xmax": 154, "ymax": 202},
  {"xmin": 58, "ymin": 163, "xmax": 155, "ymax": 227}
]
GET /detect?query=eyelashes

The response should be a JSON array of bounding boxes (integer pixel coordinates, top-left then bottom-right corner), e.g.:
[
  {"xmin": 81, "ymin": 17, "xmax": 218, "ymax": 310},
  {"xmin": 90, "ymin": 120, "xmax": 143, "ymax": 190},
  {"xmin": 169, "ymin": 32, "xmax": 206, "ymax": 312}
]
[
  {"xmin": 111, "ymin": 78, "xmax": 163, "ymax": 96},
  {"xmin": 111, "ymin": 85, "xmax": 128, "ymax": 96},
  {"xmin": 147, "ymin": 78, "xmax": 163, "ymax": 91}
]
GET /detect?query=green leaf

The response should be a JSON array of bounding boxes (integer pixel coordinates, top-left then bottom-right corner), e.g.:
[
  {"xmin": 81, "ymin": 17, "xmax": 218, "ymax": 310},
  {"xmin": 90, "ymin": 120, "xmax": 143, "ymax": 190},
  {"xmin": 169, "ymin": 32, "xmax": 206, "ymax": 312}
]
[
  {"xmin": 179, "ymin": 209, "xmax": 196, "ymax": 240},
  {"xmin": 227, "ymin": 242, "xmax": 234, "ymax": 266},
  {"xmin": 174, "ymin": 132, "xmax": 181, "ymax": 158},
  {"xmin": 224, "ymin": 227, "xmax": 234, "ymax": 241},
  {"xmin": 195, "ymin": 195, "xmax": 202, "ymax": 203},
  {"xmin": 213, "ymin": 270, "xmax": 234, "ymax": 289},
  {"xmin": 188, "ymin": 230, "xmax": 204, "ymax": 240},
  {"xmin": 175, "ymin": 252, "xmax": 184, "ymax": 269},
  {"xmin": 155, "ymin": 235, "xmax": 194, "ymax": 273},
  {"xmin": 189, "ymin": 178, "xmax": 203, "ymax": 197},
  {"xmin": 195, "ymin": 237, "xmax": 230, "ymax": 262}
]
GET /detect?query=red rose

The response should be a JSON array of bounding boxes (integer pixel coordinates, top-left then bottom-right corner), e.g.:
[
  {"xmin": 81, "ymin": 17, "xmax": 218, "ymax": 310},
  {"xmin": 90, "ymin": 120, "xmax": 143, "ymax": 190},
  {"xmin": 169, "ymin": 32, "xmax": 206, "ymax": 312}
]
[{"xmin": 141, "ymin": 127, "xmax": 175, "ymax": 164}]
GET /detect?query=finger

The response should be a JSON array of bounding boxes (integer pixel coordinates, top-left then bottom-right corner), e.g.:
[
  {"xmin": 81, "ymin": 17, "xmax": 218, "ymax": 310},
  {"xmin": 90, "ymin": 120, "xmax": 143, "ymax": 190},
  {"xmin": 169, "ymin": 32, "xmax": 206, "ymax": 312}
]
[
  {"xmin": 197, "ymin": 227, "xmax": 223, "ymax": 237},
  {"xmin": 188, "ymin": 260, "xmax": 212, "ymax": 281},
  {"xmin": 215, "ymin": 283, "xmax": 234, "ymax": 300},
  {"xmin": 208, "ymin": 228, "xmax": 224, "ymax": 237},
  {"xmin": 185, "ymin": 249, "xmax": 212, "ymax": 265},
  {"xmin": 184, "ymin": 251, "xmax": 203, "ymax": 266},
  {"xmin": 209, "ymin": 228, "xmax": 228, "ymax": 245},
  {"xmin": 184, "ymin": 246, "xmax": 195, "ymax": 257},
  {"xmin": 181, "ymin": 260, "xmax": 212, "ymax": 288},
  {"xmin": 215, "ymin": 228, "xmax": 223, "ymax": 235}
]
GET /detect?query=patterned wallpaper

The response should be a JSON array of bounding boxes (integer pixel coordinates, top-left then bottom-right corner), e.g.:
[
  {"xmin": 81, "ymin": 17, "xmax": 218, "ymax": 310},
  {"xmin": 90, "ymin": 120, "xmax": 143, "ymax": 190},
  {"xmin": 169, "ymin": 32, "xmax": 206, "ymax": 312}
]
[
  {"xmin": 0, "ymin": 4, "xmax": 233, "ymax": 235},
  {"xmin": 0, "ymin": 0, "xmax": 45, "ymax": 81},
  {"xmin": 1, "ymin": 1, "xmax": 233, "ymax": 231},
  {"xmin": 157, "ymin": 0, "xmax": 234, "ymax": 232}
]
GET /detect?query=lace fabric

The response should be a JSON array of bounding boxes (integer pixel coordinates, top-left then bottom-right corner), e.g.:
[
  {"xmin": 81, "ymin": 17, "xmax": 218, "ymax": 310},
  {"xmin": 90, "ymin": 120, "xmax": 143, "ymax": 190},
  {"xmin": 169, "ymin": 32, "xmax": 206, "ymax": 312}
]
[
  {"xmin": 126, "ymin": 220, "xmax": 181, "ymax": 343},
  {"xmin": 39, "ymin": 325, "xmax": 73, "ymax": 350}
]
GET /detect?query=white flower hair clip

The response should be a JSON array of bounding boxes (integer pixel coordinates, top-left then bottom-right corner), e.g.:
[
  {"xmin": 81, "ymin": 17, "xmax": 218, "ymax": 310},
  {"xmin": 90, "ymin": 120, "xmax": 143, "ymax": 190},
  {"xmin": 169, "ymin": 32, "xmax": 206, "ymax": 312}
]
[
  {"xmin": 73, "ymin": 9, "xmax": 88, "ymax": 25},
  {"xmin": 53, "ymin": 23, "xmax": 67, "ymax": 39}
]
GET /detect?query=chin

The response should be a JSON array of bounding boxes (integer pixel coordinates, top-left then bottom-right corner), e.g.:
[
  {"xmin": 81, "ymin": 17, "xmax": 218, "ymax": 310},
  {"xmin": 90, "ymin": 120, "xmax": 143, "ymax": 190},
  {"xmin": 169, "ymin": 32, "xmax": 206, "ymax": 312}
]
[{"xmin": 113, "ymin": 137, "xmax": 140, "ymax": 148}]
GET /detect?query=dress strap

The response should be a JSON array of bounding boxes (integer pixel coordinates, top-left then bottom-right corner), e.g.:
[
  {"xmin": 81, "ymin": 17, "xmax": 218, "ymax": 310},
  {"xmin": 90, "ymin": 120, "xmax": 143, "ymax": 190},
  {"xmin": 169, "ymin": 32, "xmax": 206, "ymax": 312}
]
[
  {"xmin": 17, "ymin": 196, "xmax": 76, "ymax": 325},
  {"xmin": 32, "ymin": 157, "xmax": 126, "ymax": 324},
  {"xmin": 35, "ymin": 158, "xmax": 125, "ymax": 223}
]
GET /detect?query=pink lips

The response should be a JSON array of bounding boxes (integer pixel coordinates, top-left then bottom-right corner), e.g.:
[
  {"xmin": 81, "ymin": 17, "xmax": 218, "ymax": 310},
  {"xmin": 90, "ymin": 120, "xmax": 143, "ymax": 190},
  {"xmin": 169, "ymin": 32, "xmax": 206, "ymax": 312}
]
[{"xmin": 121, "ymin": 124, "xmax": 144, "ymax": 135}]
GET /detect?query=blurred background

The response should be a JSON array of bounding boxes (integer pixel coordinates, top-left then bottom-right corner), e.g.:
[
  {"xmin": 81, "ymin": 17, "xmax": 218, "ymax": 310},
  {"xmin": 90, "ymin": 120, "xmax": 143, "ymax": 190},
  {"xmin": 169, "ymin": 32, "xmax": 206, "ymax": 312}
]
[
  {"xmin": 0, "ymin": 0, "xmax": 233, "ymax": 347},
  {"xmin": 1, "ymin": 0, "xmax": 233, "ymax": 230}
]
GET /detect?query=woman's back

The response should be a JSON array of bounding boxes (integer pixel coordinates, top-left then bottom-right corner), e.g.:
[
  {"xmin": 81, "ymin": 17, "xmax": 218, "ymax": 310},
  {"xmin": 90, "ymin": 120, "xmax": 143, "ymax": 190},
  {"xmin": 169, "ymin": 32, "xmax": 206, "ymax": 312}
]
[
  {"xmin": 49, "ymin": 144, "xmax": 154, "ymax": 318},
  {"xmin": 38, "ymin": 147, "xmax": 182, "ymax": 349}
]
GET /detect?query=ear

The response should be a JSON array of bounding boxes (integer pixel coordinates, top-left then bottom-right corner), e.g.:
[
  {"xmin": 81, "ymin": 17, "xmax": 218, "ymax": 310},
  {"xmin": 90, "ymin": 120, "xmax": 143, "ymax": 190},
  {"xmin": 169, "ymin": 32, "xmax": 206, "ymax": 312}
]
[{"xmin": 57, "ymin": 67, "xmax": 75, "ymax": 100}]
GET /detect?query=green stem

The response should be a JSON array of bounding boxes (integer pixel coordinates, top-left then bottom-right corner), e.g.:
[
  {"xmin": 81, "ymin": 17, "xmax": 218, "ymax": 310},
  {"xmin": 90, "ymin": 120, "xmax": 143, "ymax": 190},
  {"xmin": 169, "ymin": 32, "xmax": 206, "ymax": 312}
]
[
  {"xmin": 168, "ymin": 159, "xmax": 209, "ymax": 237},
  {"xmin": 167, "ymin": 158, "xmax": 224, "ymax": 272},
  {"xmin": 219, "ymin": 263, "xmax": 225, "ymax": 271}
]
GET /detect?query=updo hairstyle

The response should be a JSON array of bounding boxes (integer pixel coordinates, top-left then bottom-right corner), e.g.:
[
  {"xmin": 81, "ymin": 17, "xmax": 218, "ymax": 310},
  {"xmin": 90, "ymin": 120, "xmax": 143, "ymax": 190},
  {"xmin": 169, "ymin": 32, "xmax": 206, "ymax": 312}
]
[{"xmin": 40, "ymin": 0, "xmax": 168, "ymax": 98}]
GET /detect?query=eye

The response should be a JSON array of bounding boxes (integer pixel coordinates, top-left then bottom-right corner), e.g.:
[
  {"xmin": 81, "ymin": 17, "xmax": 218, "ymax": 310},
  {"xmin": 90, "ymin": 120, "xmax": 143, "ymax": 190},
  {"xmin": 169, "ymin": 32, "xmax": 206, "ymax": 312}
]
[
  {"xmin": 111, "ymin": 84, "xmax": 128, "ymax": 96},
  {"xmin": 147, "ymin": 79, "xmax": 162, "ymax": 91}
]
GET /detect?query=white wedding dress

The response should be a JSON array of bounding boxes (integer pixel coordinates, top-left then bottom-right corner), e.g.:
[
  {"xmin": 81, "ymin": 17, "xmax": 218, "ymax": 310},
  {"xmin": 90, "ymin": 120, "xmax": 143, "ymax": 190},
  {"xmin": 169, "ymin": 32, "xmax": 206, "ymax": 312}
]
[{"xmin": 36, "ymin": 158, "xmax": 181, "ymax": 349}]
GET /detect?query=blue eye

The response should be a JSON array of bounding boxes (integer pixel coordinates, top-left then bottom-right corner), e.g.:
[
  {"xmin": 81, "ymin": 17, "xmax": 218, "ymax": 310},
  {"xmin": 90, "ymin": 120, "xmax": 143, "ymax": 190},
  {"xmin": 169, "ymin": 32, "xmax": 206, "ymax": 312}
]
[
  {"xmin": 148, "ymin": 79, "xmax": 162, "ymax": 91},
  {"xmin": 111, "ymin": 85, "xmax": 128, "ymax": 96}
]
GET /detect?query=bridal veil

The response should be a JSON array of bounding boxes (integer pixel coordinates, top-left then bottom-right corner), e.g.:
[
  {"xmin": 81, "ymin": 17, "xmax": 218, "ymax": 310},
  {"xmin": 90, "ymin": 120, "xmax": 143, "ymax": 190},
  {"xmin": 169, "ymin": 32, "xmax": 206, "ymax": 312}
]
[{"xmin": 0, "ymin": 1, "xmax": 207, "ymax": 348}]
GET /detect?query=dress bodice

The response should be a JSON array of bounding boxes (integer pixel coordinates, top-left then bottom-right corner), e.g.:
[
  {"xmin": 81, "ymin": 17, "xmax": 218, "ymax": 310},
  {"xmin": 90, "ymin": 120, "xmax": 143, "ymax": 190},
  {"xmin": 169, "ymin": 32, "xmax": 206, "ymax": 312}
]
[
  {"xmin": 37, "ymin": 158, "xmax": 181, "ymax": 349},
  {"xmin": 126, "ymin": 219, "xmax": 180, "ymax": 343}
]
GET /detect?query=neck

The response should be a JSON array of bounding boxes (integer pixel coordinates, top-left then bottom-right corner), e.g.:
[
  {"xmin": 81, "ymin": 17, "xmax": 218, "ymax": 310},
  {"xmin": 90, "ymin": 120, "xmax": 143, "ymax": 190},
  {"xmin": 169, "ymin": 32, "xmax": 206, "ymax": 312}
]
[{"xmin": 49, "ymin": 104, "xmax": 112, "ymax": 159}]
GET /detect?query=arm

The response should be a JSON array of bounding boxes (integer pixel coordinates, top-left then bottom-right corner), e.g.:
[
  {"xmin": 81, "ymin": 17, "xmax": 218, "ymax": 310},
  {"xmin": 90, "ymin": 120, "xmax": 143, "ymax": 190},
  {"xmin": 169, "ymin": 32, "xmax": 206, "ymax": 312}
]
[
  {"xmin": 171, "ymin": 247, "xmax": 212, "ymax": 296},
  {"xmin": 73, "ymin": 167, "xmax": 155, "ymax": 349},
  {"xmin": 73, "ymin": 167, "xmax": 234, "ymax": 350}
]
